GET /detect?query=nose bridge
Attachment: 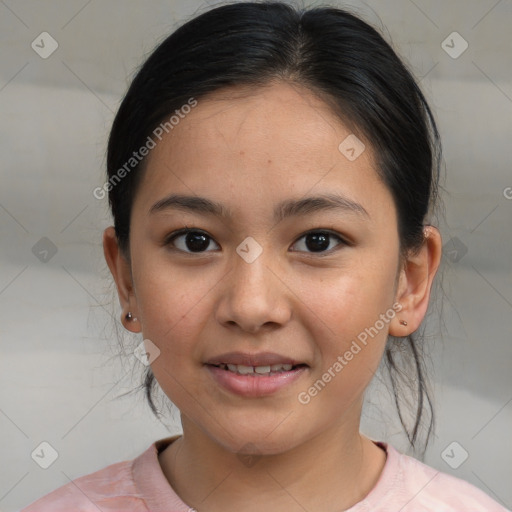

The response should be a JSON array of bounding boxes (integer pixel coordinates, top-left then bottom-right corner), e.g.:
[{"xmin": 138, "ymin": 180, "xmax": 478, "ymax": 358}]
[
  {"xmin": 231, "ymin": 238, "xmax": 274, "ymax": 301},
  {"xmin": 216, "ymin": 238, "xmax": 290, "ymax": 331}
]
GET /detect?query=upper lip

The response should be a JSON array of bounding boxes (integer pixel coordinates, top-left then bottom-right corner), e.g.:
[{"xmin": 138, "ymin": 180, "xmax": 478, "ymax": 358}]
[{"xmin": 205, "ymin": 351, "xmax": 307, "ymax": 367}]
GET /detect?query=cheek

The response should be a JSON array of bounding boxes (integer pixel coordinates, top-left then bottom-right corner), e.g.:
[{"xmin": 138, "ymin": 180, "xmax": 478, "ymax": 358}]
[
  {"xmin": 133, "ymin": 263, "xmax": 213, "ymax": 406},
  {"xmin": 301, "ymin": 263, "xmax": 395, "ymax": 383},
  {"xmin": 132, "ymin": 256, "xmax": 212, "ymax": 361},
  {"xmin": 307, "ymin": 265, "xmax": 396, "ymax": 335}
]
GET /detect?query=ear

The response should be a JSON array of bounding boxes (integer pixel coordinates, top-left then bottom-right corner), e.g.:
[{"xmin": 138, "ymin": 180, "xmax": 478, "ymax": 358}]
[
  {"xmin": 389, "ymin": 225, "xmax": 442, "ymax": 336},
  {"xmin": 103, "ymin": 226, "xmax": 141, "ymax": 333}
]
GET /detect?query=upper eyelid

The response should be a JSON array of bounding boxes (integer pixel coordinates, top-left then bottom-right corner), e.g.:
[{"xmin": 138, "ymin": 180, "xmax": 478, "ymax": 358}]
[{"xmin": 165, "ymin": 228, "xmax": 349, "ymax": 251}]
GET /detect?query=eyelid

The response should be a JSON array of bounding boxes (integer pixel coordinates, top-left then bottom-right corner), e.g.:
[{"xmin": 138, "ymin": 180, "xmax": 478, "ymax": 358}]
[
  {"xmin": 289, "ymin": 229, "xmax": 350, "ymax": 256},
  {"xmin": 293, "ymin": 228, "xmax": 351, "ymax": 246},
  {"xmin": 163, "ymin": 227, "xmax": 351, "ymax": 254},
  {"xmin": 164, "ymin": 226, "xmax": 219, "ymax": 250},
  {"xmin": 164, "ymin": 226, "xmax": 205, "ymax": 244}
]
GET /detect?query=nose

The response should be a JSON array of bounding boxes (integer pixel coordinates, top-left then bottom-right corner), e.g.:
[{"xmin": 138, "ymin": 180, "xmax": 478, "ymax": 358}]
[{"xmin": 215, "ymin": 248, "xmax": 292, "ymax": 334}]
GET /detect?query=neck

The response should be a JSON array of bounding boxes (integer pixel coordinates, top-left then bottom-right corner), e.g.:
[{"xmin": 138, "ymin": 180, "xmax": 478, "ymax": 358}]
[{"xmin": 158, "ymin": 411, "xmax": 387, "ymax": 512}]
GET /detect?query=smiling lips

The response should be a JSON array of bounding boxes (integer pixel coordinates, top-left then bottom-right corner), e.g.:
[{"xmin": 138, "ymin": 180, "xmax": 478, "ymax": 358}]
[
  {"xmin": 205, "ymin": 351, "xmax": 307, "ymax": 367},
  {"xmin": 205, "ymin": 351, "xmax": 309, "ymax": 396},
  {"xmin": 205, "ymin": 351, "xmax": 308, "ymax": 375}
]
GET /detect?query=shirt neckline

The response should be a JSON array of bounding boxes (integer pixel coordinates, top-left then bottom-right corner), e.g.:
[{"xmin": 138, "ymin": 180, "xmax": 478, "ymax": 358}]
[
  {"xmin": 132, "ymin": 434, "xmax": 194, "ymax": 511},
  {"xmin": 344, "ymin": 439, "xmax": 401, "ymax": 511},
  {"xmin": 132, "ymin": 435, "xmax": 400, "ymax": 511}
]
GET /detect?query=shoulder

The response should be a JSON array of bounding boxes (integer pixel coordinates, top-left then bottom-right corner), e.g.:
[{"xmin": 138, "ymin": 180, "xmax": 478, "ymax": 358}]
[
  {"xmin": 20, "ymin": 456, "xmax": 145, "ymax": 511},
  {"xmin": 381, "ymin": 443, "xmax": 510, "ymax": 512}
]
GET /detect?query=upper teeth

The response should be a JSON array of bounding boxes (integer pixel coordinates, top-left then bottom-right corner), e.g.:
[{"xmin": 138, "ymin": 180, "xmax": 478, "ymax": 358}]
[{"xmin": 220, "ymin": 363, "xmax": 293, "ymax": 374}]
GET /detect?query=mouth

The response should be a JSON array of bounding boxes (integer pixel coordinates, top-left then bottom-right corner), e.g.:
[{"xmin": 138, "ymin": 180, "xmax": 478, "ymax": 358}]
[
  {"xmin": 204, "ymin": 353, "xmax": 309, "ymax": 397},
  {"xmin": 206, "ymin": 362, "xmax": 308, "ymax": 376}
]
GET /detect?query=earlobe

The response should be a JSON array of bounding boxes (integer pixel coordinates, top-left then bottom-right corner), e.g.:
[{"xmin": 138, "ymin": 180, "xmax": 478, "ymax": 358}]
[
  {"xmin": 103, "ymin": 227, "xmax": 141, "ymax": 333},
  {"xmin": 389, "ymin": 226, "xmax": 442, "ymax": 336}
]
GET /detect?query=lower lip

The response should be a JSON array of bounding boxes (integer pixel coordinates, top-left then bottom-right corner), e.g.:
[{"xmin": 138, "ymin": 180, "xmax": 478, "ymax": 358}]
[{"xmin": 205, "ymin": 364, "xmax": 308, "ymax": 397}]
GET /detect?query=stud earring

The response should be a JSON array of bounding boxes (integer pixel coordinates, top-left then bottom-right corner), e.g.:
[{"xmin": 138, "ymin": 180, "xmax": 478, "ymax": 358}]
[
  {"xmin": 125, "ymin": 312, "xmax": 138, "ymax": 322},
  {"xmin": 399, "ymin": 319, "xmax": 408, "ymax": 326}
]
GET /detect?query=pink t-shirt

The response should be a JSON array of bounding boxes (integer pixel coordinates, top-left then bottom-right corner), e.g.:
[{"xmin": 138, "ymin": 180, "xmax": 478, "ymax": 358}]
[{"xmin": 21, "ymin": 435, "xmax": 510, "ymax": 512}]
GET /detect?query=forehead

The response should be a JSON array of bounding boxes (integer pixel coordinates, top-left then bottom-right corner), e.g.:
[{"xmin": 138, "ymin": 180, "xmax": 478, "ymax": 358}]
[
  {"xmin": 134, "ymin": 81, "xmax": 393, "ymax": 222},
  {"xmin": 154, "ymin": 81, "xmax": 358, "ymax": 160}
]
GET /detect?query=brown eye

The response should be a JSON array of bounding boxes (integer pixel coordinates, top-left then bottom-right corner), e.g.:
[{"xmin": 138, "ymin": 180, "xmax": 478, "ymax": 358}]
[
  {"xmin": 166, "ymin": 229, "xmax": 220, "ymax": 253},
  {"xmin": 291, "ymin": 230, "xmax": 346, "ymax": 254}
]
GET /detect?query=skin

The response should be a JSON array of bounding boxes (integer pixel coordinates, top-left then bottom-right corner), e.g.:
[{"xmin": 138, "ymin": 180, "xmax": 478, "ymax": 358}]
[{"xmin": 103, "ymin": 81, "xmax": 442, "ymax": 512}]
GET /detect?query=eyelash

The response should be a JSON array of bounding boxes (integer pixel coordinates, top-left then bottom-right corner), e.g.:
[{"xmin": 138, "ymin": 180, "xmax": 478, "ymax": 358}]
[{"xmin": 163, "ymin": 226, "xmax": 350, "ymax": 256}]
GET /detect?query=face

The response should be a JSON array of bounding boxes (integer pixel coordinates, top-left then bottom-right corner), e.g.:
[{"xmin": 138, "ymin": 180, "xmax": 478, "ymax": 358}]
[{"xmin": 116, "ymin": 81, "xmax": 406, "ymax": 454}]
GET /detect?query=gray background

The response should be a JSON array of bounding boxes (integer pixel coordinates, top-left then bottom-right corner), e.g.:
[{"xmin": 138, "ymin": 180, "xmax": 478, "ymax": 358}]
[{"xmin": 1, "ymin": 0, "xmax": 511, "ymax": 510}]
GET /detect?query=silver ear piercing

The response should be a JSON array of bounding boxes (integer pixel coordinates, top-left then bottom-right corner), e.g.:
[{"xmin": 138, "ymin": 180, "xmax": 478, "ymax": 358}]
[
  {"xmin": 399, "ymin": 319, "xmax": 408, "ymax": 326},
  {"xmin": 125, "ymin": 311, "xmax": 138, "ymax": 322}
]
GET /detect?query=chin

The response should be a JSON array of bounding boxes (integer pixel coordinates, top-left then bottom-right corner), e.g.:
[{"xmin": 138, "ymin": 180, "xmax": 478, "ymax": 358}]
[{"xmin": 209, "ymin": 421, "xmax": 308, "ymax": 457}]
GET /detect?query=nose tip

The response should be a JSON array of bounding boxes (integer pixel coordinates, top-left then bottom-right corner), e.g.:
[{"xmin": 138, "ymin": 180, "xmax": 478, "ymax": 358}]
[
  {"xmin": 216, "ymin": 254, "xmax": 292, "ymax": 333},
  {"xmin": 225, "ymin": 315, "xmax": 281, "ymax": 334}
]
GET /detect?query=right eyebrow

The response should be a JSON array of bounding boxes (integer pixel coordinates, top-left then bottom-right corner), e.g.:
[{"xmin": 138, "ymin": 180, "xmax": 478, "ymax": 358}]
[{"xmin": 148, "ymin": 192, "xmax": 370, "ymax": 222}]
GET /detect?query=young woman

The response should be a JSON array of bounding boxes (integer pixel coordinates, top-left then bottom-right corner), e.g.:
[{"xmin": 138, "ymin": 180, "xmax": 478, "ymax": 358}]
[{"xmin": 21, "ymin": 1, "xmax": 510, "ymax": 511}]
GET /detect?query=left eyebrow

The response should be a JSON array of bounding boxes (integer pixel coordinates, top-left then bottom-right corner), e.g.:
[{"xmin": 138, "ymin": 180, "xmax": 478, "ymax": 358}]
[{"xmin": 148, "ymin": 193, "xmax": 370, "ymax": 221}]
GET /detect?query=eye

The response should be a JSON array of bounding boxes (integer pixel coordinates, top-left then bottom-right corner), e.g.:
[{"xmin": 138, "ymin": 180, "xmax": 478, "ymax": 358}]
[
  {"xmin": 290, "ymin": 230, "xmax": 347, "ymax": 255},
  {"xmin": 164, "ymin": 228, "xmax": 348, "ymax": 255},
  {"xmin": 165, "ymin": 228, "xmax": 220, "ymax": 254}
]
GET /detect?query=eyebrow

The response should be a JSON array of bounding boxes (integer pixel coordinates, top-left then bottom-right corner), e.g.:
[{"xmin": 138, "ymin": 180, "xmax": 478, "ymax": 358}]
[{"xmin": 149, "ymin": 192, "xmax": 369, "ymax": 222}]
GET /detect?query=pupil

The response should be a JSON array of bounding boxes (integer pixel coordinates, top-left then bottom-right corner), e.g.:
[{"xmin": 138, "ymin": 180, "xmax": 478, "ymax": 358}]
[
  {"xmin": 306, "ymin": 232, "xmax": 329, "ymax": 252},
  {"xmin": 186, "ymin": 232, "xmax": 209, "ymax": 252}
]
